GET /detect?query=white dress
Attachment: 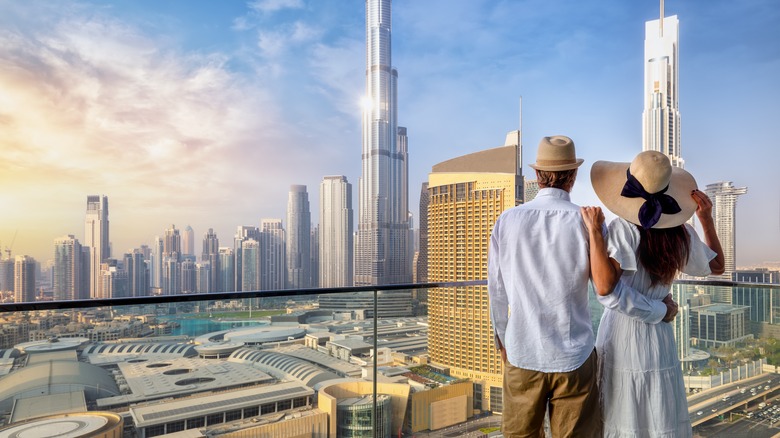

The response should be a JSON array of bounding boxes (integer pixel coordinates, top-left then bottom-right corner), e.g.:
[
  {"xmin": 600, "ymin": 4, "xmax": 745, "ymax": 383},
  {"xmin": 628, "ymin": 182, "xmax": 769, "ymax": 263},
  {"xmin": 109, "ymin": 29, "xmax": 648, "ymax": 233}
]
[{"xmin": 596, "ymin": 218, "xmax": 716, "ymax": 438}]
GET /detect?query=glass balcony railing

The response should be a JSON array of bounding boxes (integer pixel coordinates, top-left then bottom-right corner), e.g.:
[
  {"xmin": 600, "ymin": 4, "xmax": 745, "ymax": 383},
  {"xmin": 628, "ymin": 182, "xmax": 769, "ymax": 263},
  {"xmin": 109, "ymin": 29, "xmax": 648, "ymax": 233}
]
[{"xmin": 0, "ymin": 279, "xmax": 779, "ymax": 437}]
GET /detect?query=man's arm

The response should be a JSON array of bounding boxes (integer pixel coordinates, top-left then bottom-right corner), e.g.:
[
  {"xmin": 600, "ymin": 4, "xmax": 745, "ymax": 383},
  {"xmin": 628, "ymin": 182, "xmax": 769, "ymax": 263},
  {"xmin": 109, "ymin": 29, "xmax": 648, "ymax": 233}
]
[
  {"xmin": 487, "ymin": 221, "xmax": 509, "ymax": 359},
  {"xmin": 597, "ymin": 280, "xmax": 671, "ymax": 324}
]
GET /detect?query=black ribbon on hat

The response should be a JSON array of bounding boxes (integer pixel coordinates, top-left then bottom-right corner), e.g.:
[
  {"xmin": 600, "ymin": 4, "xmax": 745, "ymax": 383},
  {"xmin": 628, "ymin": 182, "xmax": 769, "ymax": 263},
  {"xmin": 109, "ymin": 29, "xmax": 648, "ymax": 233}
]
[{"xmin": 621, "ymin": 169, "xmax": 681, "ymax": 228}]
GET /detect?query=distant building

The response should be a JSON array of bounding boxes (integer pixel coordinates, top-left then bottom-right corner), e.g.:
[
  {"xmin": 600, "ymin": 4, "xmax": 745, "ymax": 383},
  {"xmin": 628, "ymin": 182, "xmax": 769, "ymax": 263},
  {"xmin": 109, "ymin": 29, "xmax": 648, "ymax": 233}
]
[
  {"xmin": 218, "ymin": 247, "xmax": 235, "ymax": 293},
  {"xmin": 202, "ymin": 228, "xmax": 220, "ymax": 293},
  {"xmin": 234, "ymin": 226, "xmax": 260, "ymax": 292},
  {"xmin": 181, "ymin": 225, "xmax": 195, "ymax": 258},
  {"xmin": 732, "ymin": 269, "xmax": 780, "ymax": 338},
  {"xmin": 123, "ymin": 249, "xmax": 148, "ymax": 298},
  {"xmin": 524, "ymin": 178, "xmax": 540, "ymax": 202},
  {"xmin": 643, "ymin": 12, "xmax": 683, "ymax": 168},
  {"xmin": 416, "ymin": 182, "xmax": 429, "ymax": 284},
  {"xmin": 705, "ymin": 181, "xmax": 748, "ymax": 277},
  {"xmin": 319, "ymin": 176, "xmax": 353, "ymax": 288},
  {"xmin": 14, "ymin": 255, "xmax": 36, "ymax": 303},
  {"xmin": 240, "ymin": 239, "xmax": 260, "ymax": 292},
  {"xmin": 426, "ymin": 132, "xmax": 523, "ymax": 413},
  {"xmin": 355, "ymin": 0, "xmax": 411, "ymax": 288},
  {"xmin": 53, "ymin": 235, "xmax": 85, "ymax": 301},
  {"xmin": 690, "ymin": 303, "xmax": 752, "ymax": 348},
  {"xmin": 286, "ymin": 185, "xmax": 311, "ymax": 289},
  {"xmin": 261, "ymin": 219, "xmax": 286, "ymax": 291},
  {"xmin": 84, "ymin": 195, "xmax": 109, "ymax": 299},
  {"xmin": 100, "ymin": 259, "xmax": 127, "ymax": 299}
]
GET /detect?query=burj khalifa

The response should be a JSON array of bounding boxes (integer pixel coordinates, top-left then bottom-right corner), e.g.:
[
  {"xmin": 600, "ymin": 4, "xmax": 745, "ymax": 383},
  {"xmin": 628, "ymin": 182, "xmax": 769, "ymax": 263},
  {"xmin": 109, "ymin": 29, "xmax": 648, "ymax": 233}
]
[{"xmin": 355, "ymin": 0, "xmax": 411, "ymax": 289}]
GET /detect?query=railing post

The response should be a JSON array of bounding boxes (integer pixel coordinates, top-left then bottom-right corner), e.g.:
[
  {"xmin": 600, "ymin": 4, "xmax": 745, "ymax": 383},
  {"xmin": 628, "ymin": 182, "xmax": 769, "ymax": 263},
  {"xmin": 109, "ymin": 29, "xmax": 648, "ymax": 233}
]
[{"xmin": 374, "ymin": 287, "xmax": 378, "ymax": 438}]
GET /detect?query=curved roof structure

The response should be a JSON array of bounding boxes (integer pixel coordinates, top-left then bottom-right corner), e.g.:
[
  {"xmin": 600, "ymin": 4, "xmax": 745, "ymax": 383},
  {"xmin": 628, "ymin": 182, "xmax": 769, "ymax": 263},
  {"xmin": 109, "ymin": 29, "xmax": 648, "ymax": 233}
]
[
  {"xmin": 0, "ymin": 412, "xmax": 123, "ymax": 438},
  {"xmin": 81, "ymin": 342, "xmax": 197, "ymax": 366},
  {"xmin": 0, "ymin": 361, "xmax": 119, "ymax": 411},
  {"xmin": 15, "ymin": 338, "xmax": 89, "ymax": 353},
  {"xmin": 228, "ymin": 348, "xmax": 340, "ymax": 387}
]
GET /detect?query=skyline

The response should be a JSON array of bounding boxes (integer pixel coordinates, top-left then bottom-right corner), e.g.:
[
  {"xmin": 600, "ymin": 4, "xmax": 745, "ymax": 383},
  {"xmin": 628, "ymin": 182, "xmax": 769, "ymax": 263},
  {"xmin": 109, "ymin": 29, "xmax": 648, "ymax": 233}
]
[{"xmin": 1, "ymin": 0, "xmax": 778, "ymax": 267}]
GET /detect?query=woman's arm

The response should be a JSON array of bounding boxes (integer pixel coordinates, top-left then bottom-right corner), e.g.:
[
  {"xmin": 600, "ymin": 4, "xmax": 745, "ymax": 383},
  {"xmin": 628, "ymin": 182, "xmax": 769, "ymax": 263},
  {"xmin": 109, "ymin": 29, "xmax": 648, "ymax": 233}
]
[
  {"xmin": 581, "ymin": 206, "xmax": 622, "ymax": 296},
  {"xmin": 692, "ymin": 190, "xmax": 725, "ymax": 275}
]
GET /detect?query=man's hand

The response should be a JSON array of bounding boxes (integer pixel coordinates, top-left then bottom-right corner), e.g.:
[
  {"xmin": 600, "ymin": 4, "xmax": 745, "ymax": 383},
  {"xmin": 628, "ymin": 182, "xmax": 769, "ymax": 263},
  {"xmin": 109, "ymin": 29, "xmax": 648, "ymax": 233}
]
[
  {"xmin": 662, "ymin": 294, "xmax": 678, "ymax": 323},
  {"xmin": 499, "ymin": 347, "xmax": 507, "ymax": 363}
]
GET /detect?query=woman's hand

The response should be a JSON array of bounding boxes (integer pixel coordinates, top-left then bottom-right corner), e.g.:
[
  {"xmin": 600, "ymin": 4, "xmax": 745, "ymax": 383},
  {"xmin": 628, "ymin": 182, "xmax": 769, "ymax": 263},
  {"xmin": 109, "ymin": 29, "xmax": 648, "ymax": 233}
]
[
  {"xmin": 692, "ymin": 189, "xmax": 714, "ymax": 223},
  {"xmin": 691, "ymin": 189, "xmax": 726, "ymax": 275}
]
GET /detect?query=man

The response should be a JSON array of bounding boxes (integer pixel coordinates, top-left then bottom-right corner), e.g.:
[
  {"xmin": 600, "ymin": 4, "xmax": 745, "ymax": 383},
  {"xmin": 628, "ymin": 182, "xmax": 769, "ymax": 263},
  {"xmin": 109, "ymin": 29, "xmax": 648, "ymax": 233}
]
[{"xmin": 488, "ymin": 135, "xmax": 677, "ymax": 437}]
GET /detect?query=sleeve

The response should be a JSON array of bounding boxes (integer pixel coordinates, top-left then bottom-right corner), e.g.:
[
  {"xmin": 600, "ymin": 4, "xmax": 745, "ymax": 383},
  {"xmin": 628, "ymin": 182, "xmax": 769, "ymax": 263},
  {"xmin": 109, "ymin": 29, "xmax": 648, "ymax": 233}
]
[
  {"xmin": 681, "ymin": 223, "xmax": 717, "ymax": 277},
  {"xmin": 606, "ymin": 218, "xmax": 639, "ymax": 274},
  {"xmin": 597, "ymin": 218, "xmax": 666, "ymax": 324},
  {"xmin": 597, "ymin": 280, "xmax": 667, "ymax": 324},
  {"xmin": 488, "ymin": 218, "xmax": 509, "ymax": 349}
]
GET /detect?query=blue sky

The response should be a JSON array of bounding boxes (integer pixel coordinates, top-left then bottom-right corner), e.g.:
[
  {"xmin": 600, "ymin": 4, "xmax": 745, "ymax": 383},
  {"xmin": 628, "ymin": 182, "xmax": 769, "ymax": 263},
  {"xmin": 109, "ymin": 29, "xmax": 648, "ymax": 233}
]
[{"xmin": 1, "ymin": 0, "xmax": 778, "ymax": 267}]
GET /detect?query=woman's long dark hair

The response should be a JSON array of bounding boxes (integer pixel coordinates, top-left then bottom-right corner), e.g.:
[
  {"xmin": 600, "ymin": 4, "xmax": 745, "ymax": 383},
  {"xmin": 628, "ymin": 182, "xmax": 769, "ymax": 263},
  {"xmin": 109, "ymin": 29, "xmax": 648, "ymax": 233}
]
[{"xmin": 636, "ymin": 224, "xmax": 690, "ymax": 286}]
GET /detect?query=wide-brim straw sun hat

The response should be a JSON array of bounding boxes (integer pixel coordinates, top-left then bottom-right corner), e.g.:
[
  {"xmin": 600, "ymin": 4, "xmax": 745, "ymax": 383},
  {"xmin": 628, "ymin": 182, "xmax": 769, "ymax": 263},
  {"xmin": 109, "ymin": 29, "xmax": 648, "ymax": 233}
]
[
  {"xmin": 529, "ymin": 135, "xmax": 584, "ymax": 171},
  {"xmin": 591, "ymin": 150, "xmax": 698, "ymax": 229}
]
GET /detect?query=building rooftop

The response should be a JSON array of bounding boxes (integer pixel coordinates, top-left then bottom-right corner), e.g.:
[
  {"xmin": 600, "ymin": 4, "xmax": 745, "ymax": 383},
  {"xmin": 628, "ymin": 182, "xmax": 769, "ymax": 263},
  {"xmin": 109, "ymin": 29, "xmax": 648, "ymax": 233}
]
[{"xmin": 130, "ymin": 381, "xmax": 313, "ymax": 427}]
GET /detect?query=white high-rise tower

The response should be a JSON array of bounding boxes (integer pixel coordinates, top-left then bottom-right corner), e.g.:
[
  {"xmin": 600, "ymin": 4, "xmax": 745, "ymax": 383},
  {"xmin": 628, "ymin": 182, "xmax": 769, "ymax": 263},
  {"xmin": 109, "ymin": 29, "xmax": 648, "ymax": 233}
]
[
  {"xmin": 642, "ymin": 2, "xmax": 683, "ymax": 168},
  {"xmin": 705, "ymin": 182, "xmax": 748, "ymax": 277},
  {"xmin": 355, "ymin": 0, "xmax": 411, "ymax": 287},
  {"xmin": 85, "ymin": 195, "xmax": 109, "ymax": 299},
  {"xmin": 319, "ymin": 176, "xmax": 353, "ymax": 288}
]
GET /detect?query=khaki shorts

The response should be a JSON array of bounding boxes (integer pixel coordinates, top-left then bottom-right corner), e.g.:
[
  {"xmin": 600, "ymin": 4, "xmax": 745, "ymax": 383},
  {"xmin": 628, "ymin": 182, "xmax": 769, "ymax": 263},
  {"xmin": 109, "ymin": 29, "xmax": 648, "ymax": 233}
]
[{"xmin": 502, "ymin": 349, "xmax": 602, "ymax": 438}]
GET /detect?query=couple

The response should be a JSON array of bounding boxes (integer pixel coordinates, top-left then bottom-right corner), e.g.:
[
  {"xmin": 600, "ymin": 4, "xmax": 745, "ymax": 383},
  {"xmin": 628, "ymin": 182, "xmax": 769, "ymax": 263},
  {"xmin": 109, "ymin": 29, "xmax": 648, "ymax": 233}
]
[{"xmin": 488, "ymin": 135, "xmax": 725, "ymax": 437}]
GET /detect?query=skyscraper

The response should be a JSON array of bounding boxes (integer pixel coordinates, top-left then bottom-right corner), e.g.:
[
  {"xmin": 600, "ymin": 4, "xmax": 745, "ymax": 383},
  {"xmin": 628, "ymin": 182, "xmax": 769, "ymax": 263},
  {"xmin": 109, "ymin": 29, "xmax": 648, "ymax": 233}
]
[
  {"xmin": 260, "ymin": 219, "xmax": 286, "ymax": 291},
  {"xmin": 150, "ymin": 236, "xmax": 164, "ymax": 294},
  {"xmin": 53, "ymin": 235, "xmax": 84, "ymax": 301},
  {"xmin": 85, "ymin": 195, "xmax": 109, "ymax": 299},
  {"xmin": 416, "ymin": 182, "xmax": 429, "ymax": 285},
  {"xmin": 241, "ymin": 239, "xmax": 260, "ymax": 292},
  {"xmin": 163, "ymin": 225, "xmax": 182, "ymax": 261},
  {"xmin": 427, "ymin": 134, "xmax": 522, "ymax": 412},
  {"xmin": 310, "ymin": 226, "xmax": 319, "ymax": 288},
  {"xmin": 100, "ymin": 259, "xmax": 128, "ymax": 299},
  {"xmin": 202, "ymin": 228, "xmax": 220, "ymax": 293},
  {"xmin": 124, "ymin": 249, "xmax": 148, "ymax": 298},
  {"xmin": 319, "ymin": 176, "xmax": 354, "ymax": 288},
  {"xmin": 286, "ymin": 185, "xmax": 311, "ymax": 289},
  {"xmin": 162, "ymin": 225, "xmax": 182, "ymax": 295},
  {"xmin": 705, "ymin": 181, "xmax": 748, "ymax": 277},
  {"xmin": 234, "ymin": 226, "xmax": 260, "ymax": 292},
  {"xmin": 13, "ymin": 255, "xmax": 36, "ymax": 303},
  {"xmin": 182, "ymin": 225, "xmax": 195, "ymax": 258},
  {"xmin": 218, "ymin": 247, "xmax": 235, "ymax": 293},
  {"xmin": 642, "ymin": 6, "xmax": 683, "ymax": 168},
  {"xmin": 355, "ymin": 0, "xmax": 411, "ymax": 287}
]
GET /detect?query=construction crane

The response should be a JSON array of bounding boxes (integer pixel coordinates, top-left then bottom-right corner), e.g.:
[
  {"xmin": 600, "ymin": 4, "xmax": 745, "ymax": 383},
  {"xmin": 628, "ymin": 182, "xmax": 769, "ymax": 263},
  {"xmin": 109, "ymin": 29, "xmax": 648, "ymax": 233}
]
[{"xmin": 4, "ymin": 230, "xmax": 17, "ymax": 261}]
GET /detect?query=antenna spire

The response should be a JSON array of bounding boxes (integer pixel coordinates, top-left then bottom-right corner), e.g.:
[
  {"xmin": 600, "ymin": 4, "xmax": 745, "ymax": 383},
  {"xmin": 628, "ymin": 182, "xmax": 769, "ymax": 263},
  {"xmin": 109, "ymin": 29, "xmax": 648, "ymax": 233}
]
[{"xmin": 660, "ymin": 0, "xmax": 664, "ymax": 37}]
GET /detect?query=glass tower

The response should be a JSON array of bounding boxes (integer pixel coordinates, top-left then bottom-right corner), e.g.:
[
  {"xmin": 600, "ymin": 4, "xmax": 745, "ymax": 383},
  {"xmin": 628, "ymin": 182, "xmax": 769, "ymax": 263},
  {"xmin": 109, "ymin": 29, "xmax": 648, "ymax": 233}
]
[
  {"xmin": 355, "ymin": 0, "xmax": 411, "ymax": 287},
  {"xmin": 286, "ymin": 185, "xmax": 311, "ymax": 289}
]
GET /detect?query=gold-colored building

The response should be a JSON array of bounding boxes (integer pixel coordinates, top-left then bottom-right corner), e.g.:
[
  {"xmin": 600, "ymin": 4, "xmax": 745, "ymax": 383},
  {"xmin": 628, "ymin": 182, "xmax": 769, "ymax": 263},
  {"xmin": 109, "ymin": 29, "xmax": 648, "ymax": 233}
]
[{"xmin": 426, "ymin": 133, "xmax": 523, "ymax": 413}]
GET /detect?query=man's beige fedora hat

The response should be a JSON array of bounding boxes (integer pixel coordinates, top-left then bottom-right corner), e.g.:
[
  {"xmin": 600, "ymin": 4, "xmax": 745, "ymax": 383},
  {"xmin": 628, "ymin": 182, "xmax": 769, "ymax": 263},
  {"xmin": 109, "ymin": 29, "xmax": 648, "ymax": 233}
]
[
  {"xmin": 529, "ymin": 135, "xmax": 584, "ymax": 171},
  {"xmin": 591, "ymin": 150, "xmax": 698, "ymax": 229}
]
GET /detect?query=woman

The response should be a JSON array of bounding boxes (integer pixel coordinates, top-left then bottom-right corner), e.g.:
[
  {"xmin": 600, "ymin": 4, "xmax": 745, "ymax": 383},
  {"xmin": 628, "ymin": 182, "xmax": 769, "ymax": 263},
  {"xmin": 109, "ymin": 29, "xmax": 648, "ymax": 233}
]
[{"xmin": 582, "ymin": 150, "xmax": 725, "ymax": 437}]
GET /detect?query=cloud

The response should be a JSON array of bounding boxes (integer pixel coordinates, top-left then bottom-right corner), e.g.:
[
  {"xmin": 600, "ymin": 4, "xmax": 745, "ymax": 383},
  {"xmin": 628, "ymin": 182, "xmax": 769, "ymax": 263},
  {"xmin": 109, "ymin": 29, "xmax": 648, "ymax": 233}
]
[{"xmin": 248, "ymin": 0, "xmax": 304, "ymax": 14}]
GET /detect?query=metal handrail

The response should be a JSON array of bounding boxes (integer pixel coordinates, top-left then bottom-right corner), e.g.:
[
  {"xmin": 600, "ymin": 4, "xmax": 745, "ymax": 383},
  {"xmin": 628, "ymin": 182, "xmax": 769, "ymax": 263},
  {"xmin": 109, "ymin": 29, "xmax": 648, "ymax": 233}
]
[{"xmin": 0, "ymin": 280, "xmax": 488, "ymax": 313}]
